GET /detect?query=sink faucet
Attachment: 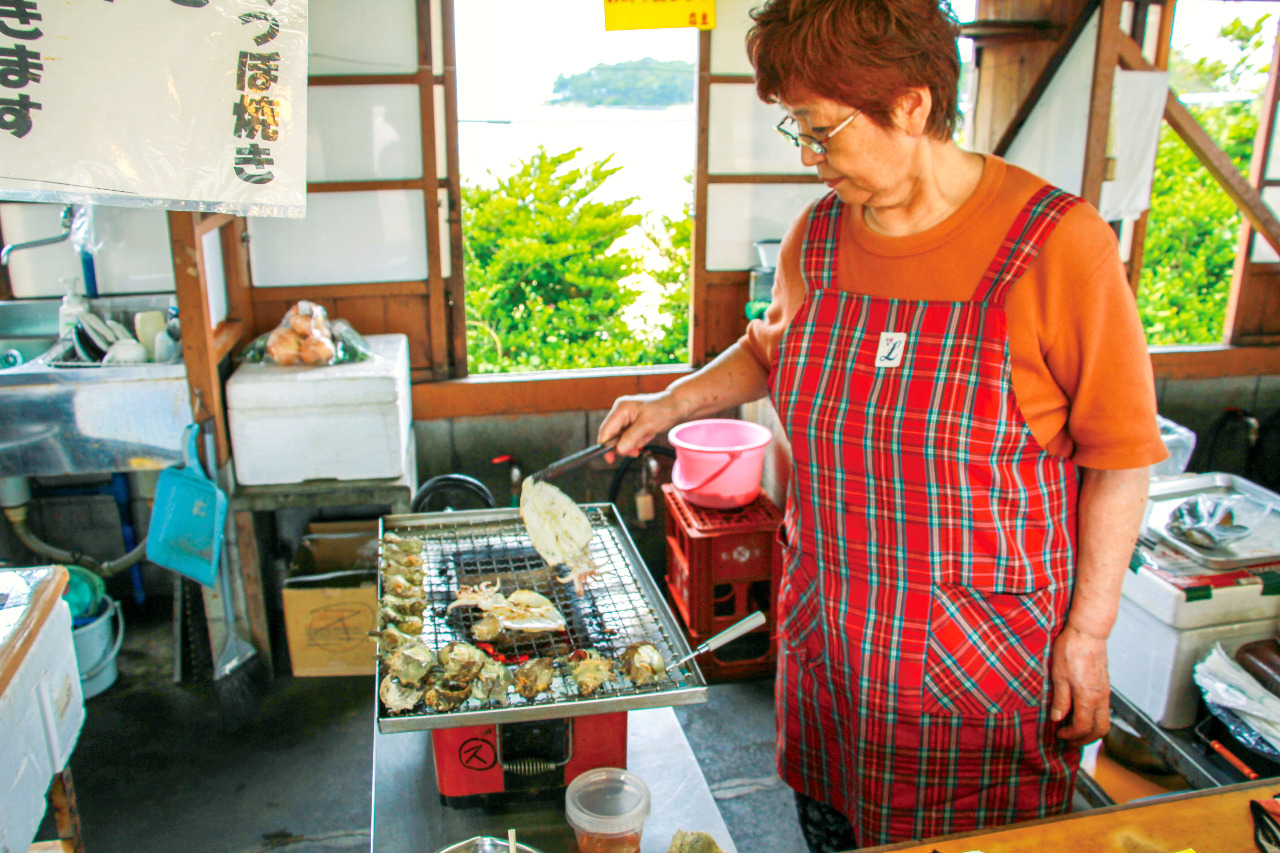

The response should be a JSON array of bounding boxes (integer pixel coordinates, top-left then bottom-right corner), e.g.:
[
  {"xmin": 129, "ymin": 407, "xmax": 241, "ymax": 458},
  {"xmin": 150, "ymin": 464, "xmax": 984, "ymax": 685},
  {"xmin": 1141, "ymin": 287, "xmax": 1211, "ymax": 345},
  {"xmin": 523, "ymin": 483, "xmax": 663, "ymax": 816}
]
[{"xmin": 1, "ymin": 205, "xmax": 74, "ymax": 266}]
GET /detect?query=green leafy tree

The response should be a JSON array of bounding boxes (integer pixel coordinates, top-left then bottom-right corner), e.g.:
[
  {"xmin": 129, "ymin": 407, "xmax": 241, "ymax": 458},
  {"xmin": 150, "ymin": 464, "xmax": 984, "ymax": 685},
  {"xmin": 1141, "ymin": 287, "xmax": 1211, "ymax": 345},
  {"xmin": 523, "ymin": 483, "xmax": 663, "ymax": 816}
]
[
  {"xmin": 551, "ymin": 58, "xmax": 694, "ymax": 107},
  {"xmin": 462, "ymin": 147, "xmax": 690, "ymax": 373},
  {"xmin": 1139, "ymin": 17, "xmax": 1267, "ymax": 345}
]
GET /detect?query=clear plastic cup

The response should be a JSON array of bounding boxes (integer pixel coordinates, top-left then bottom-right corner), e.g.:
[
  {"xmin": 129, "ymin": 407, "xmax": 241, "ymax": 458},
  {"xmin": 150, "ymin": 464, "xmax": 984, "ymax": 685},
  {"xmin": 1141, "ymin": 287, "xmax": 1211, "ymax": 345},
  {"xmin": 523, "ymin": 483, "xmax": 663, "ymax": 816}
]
[{"xmin": 564, "ymin": 767, "xmax": 650, "ymax": 853}]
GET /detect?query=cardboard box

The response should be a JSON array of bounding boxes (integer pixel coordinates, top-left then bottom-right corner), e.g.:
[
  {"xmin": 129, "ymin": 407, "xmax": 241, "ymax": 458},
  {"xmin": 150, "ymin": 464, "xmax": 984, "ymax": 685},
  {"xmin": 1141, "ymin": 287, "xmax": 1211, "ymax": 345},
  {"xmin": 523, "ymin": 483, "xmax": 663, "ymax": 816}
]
[{"xmin": 282, "ymin": 522, "xmax": 379, "ymax": 677}]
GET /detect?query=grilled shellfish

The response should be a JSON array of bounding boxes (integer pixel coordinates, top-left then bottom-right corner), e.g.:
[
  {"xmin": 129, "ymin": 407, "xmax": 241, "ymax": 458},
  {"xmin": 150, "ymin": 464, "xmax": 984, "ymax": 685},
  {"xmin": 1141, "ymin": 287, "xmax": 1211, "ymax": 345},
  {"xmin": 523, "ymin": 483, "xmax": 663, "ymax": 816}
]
[
  {"xmin": 564, "ymin": 648, "xmax": 616, "ymax": 696},
  {"xmin": 379, "ymin": 674, "xmax": 423, "ymax": 714},
  {"xmin": 620, "ymin": 642, "xmax": 665, "ymax": 685},
  {"xmin": 513, "ymin": 657, "xmax": 556, "ymax": 700}
]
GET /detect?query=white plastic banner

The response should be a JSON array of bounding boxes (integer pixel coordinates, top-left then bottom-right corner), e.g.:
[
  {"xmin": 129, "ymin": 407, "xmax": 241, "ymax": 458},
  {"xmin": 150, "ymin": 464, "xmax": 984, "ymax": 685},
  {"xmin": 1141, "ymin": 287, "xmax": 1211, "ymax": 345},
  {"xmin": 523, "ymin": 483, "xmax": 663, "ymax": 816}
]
[{"xmin": 0, "ymin": 0, "xmax": 307, "ymax": 218}]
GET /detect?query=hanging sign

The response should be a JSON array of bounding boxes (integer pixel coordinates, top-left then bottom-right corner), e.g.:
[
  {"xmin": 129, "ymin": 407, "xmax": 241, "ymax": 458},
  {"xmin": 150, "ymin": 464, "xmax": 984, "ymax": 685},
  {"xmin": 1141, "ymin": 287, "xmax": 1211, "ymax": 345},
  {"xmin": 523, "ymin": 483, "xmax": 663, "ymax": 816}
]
[
  {"xmin": 604, "ymin": 0, "xmax": 716, "ymax": 31},
  {"xmin": 0, "ymin": 0, "xmax": 307, "ymax": 218}
]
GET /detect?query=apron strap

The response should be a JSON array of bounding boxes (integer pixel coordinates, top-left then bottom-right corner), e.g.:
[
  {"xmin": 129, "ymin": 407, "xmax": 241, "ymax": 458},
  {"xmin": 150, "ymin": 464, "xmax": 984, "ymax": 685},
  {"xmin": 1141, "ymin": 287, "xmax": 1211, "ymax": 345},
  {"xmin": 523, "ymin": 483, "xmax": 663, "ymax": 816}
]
[
  {"xmin": 799, "ymin": 191, "xmax": 844, "ymax": 293},
  {"xmin": 972, "ymin": 185, "xmax": 1081, "ymax": 307}
]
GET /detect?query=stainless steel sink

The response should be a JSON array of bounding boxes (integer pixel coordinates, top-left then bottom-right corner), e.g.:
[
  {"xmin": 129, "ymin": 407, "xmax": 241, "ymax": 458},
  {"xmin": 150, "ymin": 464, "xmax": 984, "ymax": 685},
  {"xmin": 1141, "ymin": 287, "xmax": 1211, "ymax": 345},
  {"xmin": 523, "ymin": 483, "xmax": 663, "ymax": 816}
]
[
  {"xmin": 0, "ymin": 299, "xmax": 58, "ymax": 368},
  {"xmin": 0, "ymin": 295, "xmax": 189, "ymax": 477}
]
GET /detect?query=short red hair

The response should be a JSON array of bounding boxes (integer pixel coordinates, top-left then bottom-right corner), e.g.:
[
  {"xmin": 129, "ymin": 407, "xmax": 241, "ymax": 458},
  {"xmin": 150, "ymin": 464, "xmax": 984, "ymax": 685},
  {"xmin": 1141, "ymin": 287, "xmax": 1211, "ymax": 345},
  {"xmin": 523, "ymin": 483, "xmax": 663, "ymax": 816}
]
[{"xmin": 747, "ymin": 0, "xmax": 961, "ymax": 140}]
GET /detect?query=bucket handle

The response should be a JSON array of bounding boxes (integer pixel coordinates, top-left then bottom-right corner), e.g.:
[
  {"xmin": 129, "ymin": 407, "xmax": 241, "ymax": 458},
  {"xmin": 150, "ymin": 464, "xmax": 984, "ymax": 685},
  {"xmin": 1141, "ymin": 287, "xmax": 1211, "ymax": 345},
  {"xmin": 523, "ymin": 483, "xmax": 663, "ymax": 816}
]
[
  {"xmin": 673, "ymin": 450, "xmax": 742, "ymax": 493},
  {"xmin": 81, "ymin": 599, "xmax": 125, "ymax": 681}
]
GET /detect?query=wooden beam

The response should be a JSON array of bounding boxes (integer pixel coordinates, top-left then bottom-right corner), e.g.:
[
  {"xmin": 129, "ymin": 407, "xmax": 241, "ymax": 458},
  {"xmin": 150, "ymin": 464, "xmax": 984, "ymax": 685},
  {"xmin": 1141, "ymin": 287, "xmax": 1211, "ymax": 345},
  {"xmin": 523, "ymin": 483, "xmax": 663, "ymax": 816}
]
[
  {"xmin": 1225, "ymin": 25, "xmax": 1280, "ymax": 345},
  {"xmin": 1118, "ymin": 34, "xmax": 1280, "ymax": 258},
  {"xmin": 1151, "ymin": 345, "xmax": 1280, "ymax": 379},
  {"xmin": 193, "ymin": 212, "xmax": 235, "ymax": 238},
  {"xmin": 707, "ymin": 174, "xmax": 821, "ymax": 184},
  {"xmin": 993, "ymin": 0, "xmax": 1100, "ymax": 157},
  {"xmin": 307, "ymin": 179, "xmax": 431, "ymax": 194},
  {"xmin": 308, "ymin": 74, "xmax": 418, "ymax": 87},
  {"xmin": 248, "ymin": 281, "xmax": 429, "ymax": 301},
  {"xmin": 412, "ymin": 367, "xmax": 693, "ymax": 419},
  {"xmin": 691, "ymin": 29, "xmax": 712, "ymax": 368},
  {"xmin": 441, "ymin": 0, "xmax": 469, "ymax": 379},
  {"xmin": 417, "ymin": 0, "xmax": 449, "ymax": 381},
  {"xmin": 1081, "ymin": 0, "xmax": 1123, "ymax": 206},
  {"xmin": 169, "ymin": 211, "xmax": 230, "ymax": 464}
]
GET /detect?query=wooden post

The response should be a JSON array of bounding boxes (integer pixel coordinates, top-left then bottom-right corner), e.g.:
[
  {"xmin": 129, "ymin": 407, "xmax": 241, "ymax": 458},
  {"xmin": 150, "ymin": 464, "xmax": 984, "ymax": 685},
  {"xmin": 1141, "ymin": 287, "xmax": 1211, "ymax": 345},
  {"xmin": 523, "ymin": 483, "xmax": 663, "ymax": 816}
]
[{"xmin": 1081, "ymin": 0, "xmax": 1123, "ymax": 206}]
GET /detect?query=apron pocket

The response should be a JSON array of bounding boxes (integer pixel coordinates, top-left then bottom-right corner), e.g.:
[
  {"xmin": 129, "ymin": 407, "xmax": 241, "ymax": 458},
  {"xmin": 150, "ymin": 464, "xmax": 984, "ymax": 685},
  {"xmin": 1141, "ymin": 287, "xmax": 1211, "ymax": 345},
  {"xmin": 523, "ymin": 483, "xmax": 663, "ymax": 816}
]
[
  {"xmin": 923, "ymin": 583, "xmax": 1053, "ymax": 718},
  {"xmin": 777, "ymin": 540, "xmax": 823, "ymax": 665}
]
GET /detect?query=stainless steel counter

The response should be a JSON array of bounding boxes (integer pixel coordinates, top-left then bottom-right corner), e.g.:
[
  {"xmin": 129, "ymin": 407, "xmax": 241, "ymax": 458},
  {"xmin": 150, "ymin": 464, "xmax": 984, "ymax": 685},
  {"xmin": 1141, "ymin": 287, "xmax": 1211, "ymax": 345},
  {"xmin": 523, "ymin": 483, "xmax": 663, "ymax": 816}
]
[{"xmin": 372, "ymin": 707, "xmax": 737, "ymax": 853}]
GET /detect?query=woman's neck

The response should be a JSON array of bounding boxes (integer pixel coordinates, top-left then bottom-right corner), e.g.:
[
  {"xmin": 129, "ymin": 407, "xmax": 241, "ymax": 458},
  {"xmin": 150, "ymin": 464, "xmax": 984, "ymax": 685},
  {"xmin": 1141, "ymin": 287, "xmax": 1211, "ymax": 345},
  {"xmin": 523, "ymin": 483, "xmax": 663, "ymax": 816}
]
[{"xmin": 863, "ymin": 142, "xmax": 985, "ymax": 237}]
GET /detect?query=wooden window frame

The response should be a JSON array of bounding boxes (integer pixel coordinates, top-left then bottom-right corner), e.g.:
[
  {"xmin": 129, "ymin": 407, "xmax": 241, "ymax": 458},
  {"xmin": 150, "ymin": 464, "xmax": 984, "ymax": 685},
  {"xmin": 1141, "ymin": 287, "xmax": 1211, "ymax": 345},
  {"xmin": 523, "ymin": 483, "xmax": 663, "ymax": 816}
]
[{"xmin": 979, "ymin": 0, "xmax": 1280, "ymax": 382}]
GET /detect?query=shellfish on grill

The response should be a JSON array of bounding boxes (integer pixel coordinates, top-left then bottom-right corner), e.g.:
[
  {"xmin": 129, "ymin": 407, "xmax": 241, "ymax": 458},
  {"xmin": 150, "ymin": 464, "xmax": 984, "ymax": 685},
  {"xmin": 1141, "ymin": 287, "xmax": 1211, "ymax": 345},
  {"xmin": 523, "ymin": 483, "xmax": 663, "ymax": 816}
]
[
  {"xmin": 379, "ymin": 604, "xmax": 423, "ymax": 635},
  {"xmin": 380, "ymin": 623, "xmax": 419, "ymax": 651},
  {"xmin": 379, "ymin": 674, "xmax": 423, "ymax": 714},
  {"xmin": 385, "ymin": 640, "xmax": 437, "ymax": 687},
  {"xmin": 382, "ymin": 531, "xmax": 423, "ymax": 557},
  {"xmin": 513, "ymin": 657, "xmax": 556, "ymax": 700},
  {"xmin": 382, "ymin": 572, "xmax": 425, "ymax": 600},
  {"xmin": 470, "ymin": 659, "xmax": 514, "ymax": 706},
  {"xmin": 423, "ymin": 669, "xmax": 474, "ymax": 712},
  {"xmin": 620, "ymin": 642, "xmax": 665, "ymax": 685},
  {"xmin": 563, "ymin": 648, "xmax": 616, "ymax": 696},
  {"xmin": 379, "ymin": 593, "xmax": 426, "ymax": 618}
]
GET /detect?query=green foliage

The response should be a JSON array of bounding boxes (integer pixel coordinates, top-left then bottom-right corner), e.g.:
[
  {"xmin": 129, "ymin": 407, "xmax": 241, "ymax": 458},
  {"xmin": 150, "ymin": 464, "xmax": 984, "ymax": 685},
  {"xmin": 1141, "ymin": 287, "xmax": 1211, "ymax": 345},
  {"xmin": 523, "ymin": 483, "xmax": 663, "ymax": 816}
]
[
  {"xmin": 1139, "ymin": 17, "xmax": 1266, "ymax": 346},
  {"xmin": 462, "ymin": 147, "xmax": 690, "ymax": 373},
  {"xmin": 551, "ymin": 58, "xmax": 694, "ymax": 107}
]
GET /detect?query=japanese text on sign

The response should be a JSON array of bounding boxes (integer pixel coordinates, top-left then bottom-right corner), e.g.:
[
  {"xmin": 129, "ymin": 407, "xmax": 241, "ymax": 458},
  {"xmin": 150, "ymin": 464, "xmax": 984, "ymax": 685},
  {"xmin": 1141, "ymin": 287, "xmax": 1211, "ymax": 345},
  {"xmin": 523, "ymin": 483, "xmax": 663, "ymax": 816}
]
[
  {"xmin": 0, "ymin": 0, "xmax": 306, "ymax": 217},
  {"xmin": 604, "ymin": 0, "xmax": 716, "ymax": 32},
  {"xmin": 0, "ymin": 0, "xmax": 43, "ymax": 139}
]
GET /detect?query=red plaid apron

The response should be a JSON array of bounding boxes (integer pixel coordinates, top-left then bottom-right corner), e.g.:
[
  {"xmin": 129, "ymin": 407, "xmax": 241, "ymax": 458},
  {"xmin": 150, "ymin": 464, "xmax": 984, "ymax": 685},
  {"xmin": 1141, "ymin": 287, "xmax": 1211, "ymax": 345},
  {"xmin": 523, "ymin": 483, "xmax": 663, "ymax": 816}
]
[{"xmin": 770, "ymin": 186, "xmax": 1083, "ymax": 846}]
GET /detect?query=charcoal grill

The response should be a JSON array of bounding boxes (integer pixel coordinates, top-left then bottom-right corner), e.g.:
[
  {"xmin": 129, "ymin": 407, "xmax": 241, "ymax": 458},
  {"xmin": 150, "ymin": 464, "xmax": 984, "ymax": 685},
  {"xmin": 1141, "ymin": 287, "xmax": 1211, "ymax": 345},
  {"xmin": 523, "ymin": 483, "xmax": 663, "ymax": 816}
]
[{"xmin": 376, "ymin": 504, "xmax": 707, "ymax": 735}]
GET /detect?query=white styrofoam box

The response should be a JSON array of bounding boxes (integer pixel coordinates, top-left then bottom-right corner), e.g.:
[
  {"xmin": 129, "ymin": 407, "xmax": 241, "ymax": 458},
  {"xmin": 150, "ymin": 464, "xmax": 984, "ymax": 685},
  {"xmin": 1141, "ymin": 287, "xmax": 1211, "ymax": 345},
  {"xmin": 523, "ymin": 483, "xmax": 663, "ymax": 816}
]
[
  {"xmin": 1122, "ymin": 559, "xmax": 1280, "ymax": 630},
  {"xmin": 0, "ymin": 595, "xmax": 86, "ymax": 853},
  {"xmin": 1108, "ymin": 594, "xmax": 1276, "ymax": 729},
  {"xmin": 226, "ymin": 334, "xmax": 411, "ymax": 486}
]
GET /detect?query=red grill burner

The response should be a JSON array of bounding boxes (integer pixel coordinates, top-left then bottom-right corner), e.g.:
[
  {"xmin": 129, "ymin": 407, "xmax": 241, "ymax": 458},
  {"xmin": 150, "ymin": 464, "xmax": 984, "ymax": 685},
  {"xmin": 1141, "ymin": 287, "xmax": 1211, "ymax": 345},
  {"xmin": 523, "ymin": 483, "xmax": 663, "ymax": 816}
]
[{"xmin": 376, "ymin": 506, "xmax": 707, "ymax": 807}]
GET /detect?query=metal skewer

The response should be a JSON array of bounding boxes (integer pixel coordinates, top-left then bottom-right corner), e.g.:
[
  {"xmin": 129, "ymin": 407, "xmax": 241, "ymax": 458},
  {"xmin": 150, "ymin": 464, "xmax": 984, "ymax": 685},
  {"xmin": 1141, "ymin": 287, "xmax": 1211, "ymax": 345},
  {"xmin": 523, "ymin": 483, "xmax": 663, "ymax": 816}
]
[
  {"xmin": 665, "ymin": 611, "xmax": 767, "ymax": 671},
  {"xmin": 528, "ymin": 438, "xmax": 619, "ymax": 483}
]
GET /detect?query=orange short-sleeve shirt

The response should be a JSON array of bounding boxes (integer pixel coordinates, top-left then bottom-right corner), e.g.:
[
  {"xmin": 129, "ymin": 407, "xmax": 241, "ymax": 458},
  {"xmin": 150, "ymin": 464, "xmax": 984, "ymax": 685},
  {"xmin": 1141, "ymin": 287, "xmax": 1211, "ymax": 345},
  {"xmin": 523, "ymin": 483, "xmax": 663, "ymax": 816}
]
[{"xmin": 740, "ymin": 156, "xmax": 1167, "ymax": 471}]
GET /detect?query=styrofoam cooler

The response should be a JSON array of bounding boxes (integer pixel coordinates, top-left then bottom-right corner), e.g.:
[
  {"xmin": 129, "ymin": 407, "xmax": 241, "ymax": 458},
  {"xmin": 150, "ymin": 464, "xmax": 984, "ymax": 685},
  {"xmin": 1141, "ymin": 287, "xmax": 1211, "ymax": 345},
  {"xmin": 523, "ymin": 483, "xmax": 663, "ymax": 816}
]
[
  {"xmin": 227, "ymin": 334, "xmax": 411, "ymax": 486},
  {"xmin": 1108, "ymin": 558, "xmax": 1280, "ymax": 728}
]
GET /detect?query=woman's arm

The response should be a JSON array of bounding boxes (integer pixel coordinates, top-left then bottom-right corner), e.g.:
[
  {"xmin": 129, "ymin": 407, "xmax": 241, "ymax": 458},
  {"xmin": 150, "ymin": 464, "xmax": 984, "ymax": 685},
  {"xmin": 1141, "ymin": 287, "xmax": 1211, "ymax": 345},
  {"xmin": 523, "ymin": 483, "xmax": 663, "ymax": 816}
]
[
  {"xmin": 598, "ymin": 343, "xmax": 771, "ymax": 456},
  {"xmin": 1050, "ymin": 464, "xmax": 1149, "ymax": 746}
]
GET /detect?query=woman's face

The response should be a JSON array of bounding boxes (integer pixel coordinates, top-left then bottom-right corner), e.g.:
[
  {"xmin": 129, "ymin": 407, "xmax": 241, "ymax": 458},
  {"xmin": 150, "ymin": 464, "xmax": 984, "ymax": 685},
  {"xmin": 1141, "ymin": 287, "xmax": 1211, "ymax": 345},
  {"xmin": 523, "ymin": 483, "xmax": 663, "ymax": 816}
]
[{"xmin": 780, "ymin": 94, "xmax": 923, "ymax": 210}]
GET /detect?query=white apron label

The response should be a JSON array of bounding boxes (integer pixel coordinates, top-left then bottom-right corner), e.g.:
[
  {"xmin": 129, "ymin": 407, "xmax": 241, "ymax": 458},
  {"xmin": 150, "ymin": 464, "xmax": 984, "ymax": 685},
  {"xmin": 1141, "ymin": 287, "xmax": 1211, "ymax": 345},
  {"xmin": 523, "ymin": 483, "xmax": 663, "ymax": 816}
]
[{"xmin": 874, "ymin": 332, "xmax": 907, "ymax": 368}]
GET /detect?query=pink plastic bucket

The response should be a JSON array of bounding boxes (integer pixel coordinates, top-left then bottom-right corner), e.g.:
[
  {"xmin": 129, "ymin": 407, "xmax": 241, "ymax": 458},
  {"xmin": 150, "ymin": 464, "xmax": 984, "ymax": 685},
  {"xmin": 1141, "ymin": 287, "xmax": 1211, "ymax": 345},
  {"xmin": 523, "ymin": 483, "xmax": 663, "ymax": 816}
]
[{"xmin": 668, "ymin": 419, "xmax": 772, "ymax": 509}]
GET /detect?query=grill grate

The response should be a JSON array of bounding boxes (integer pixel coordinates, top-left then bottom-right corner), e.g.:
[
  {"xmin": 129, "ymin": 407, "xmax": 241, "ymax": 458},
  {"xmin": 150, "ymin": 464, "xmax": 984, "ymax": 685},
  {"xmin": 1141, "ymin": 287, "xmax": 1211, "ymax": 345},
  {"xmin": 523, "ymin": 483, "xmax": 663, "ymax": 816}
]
[{"xmin": 376, "ymin": 504, "xmax": 706, "ymax": 732}]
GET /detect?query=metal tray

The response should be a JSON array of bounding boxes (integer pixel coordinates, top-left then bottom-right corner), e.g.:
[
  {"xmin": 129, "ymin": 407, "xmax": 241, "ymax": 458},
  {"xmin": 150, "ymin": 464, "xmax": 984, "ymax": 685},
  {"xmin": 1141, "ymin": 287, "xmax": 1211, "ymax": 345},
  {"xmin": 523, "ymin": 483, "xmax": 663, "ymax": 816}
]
[
  {"xmin": 375, "ymin": 504, "xmax": 707, "ymax": 733},
  {"xmin": 1146, "ymin": 473, "xmax": 1280, "ymax": 570}
]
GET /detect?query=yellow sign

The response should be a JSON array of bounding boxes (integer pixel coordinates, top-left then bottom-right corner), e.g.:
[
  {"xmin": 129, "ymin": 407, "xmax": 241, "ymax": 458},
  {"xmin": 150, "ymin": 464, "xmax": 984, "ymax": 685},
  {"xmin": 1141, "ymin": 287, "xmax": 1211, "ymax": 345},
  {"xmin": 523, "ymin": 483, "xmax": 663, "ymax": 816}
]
[{"xmin": 604, "ymin": 0, "xmax": 716, "ymax": 31}]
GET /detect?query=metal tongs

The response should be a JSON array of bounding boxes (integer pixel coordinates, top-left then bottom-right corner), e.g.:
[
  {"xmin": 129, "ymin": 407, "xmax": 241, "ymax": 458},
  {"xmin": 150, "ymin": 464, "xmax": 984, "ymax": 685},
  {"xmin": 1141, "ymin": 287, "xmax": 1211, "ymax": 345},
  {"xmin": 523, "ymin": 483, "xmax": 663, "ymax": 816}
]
[
  {"xmin": 528, "ymin": 438, "xmax": 619, "ymax": 482},
  {"xmin": 665, "ymin": 611, "xmax": 767, "ymax": 672}
]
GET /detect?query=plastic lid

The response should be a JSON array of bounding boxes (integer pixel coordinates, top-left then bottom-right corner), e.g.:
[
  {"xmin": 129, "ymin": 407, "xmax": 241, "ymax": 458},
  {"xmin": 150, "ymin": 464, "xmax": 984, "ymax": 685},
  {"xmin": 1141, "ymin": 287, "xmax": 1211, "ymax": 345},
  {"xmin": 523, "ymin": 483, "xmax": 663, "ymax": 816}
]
[{"xmin": 564, "ymin": 767, "xmax": 650, "ymax": 835}]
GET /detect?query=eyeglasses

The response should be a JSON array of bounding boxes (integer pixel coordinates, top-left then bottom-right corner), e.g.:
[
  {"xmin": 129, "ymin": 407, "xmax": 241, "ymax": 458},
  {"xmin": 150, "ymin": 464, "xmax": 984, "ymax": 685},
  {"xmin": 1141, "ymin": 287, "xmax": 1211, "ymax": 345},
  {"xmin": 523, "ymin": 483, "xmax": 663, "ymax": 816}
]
[{"xmin": 775, "ymin": 111, "xmax": 860, "ymax": 155}]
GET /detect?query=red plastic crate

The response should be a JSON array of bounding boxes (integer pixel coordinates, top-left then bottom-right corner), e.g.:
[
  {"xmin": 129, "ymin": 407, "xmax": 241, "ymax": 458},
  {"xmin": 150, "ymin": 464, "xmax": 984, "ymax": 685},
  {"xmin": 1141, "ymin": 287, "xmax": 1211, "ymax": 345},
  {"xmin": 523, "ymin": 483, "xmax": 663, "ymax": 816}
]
[
  {"xmin": 663, "ymin": 485, "xmax": 782, "ymax": 635},
  {"xmin": 676, "ymin": 613, "xmax": 777, "ymax": 683}
]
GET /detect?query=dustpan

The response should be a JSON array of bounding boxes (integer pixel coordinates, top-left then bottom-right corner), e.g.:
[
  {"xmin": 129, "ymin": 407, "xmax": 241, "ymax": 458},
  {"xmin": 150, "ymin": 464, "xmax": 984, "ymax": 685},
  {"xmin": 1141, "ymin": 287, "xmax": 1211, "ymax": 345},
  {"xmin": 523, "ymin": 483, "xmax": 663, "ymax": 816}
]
[{"xmin": 145, "ymin": 423, "xmax": 228, "ymax": 586}]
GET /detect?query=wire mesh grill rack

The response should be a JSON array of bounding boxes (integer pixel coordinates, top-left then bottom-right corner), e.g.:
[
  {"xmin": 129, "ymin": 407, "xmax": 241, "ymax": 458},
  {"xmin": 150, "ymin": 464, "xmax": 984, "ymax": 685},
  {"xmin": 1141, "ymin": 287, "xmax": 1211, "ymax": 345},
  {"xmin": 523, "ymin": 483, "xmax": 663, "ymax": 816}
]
[{"xmin": 376, "ymin": 504, "xmax": 707, "ymax": 733}]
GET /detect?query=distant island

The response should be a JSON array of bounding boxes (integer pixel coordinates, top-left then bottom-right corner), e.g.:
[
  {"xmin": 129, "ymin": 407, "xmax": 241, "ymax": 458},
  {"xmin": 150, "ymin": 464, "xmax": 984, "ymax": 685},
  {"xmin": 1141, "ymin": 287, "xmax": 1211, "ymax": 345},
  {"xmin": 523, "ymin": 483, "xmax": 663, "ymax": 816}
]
[{"xmin": 550, "ymin": 58, "xmax": 694, "ymax": 107}]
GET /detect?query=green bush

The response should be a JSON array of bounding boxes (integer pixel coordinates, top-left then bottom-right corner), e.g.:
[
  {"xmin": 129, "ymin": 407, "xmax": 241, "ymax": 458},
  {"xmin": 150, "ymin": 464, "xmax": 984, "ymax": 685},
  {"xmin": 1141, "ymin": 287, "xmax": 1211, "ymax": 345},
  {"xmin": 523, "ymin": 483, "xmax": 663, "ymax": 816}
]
[{"xmin": 462, "ymin": 147, "xmax": 690, "ymax": 373}]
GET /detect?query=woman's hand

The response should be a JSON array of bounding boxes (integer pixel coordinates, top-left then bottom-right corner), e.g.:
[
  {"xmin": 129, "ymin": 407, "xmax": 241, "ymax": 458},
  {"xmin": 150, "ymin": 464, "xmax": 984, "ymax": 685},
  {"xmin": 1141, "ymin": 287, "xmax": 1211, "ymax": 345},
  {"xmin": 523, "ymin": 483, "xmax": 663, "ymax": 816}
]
[
  {"xmin": 597, "ymin": 344, "xmax": 772, "ymax": 457},
  {"xmin": 1049, "ymin": 624, "xmax": 1111, "ymax": 746},
  {"xmin": 598, "ymin": 391, "xmax": 689, "ymax": 457}
]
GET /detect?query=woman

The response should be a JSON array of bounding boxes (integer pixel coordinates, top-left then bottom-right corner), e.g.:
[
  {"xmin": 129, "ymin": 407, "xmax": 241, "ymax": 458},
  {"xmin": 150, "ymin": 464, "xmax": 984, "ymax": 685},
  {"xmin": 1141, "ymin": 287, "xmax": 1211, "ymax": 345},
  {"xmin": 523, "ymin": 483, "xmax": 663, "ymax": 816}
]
[{"xmin": 599, "ymin": 0, "xmax": 1166, "ymax": 849}]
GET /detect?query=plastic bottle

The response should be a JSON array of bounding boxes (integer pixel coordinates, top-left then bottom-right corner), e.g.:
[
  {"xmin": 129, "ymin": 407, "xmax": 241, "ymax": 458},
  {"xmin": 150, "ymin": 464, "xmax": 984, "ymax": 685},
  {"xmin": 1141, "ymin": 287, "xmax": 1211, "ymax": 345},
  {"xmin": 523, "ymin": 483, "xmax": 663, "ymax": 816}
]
[{"xmin": 58, "ymin": 277, "xmax": 88, "ymax": 339}]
